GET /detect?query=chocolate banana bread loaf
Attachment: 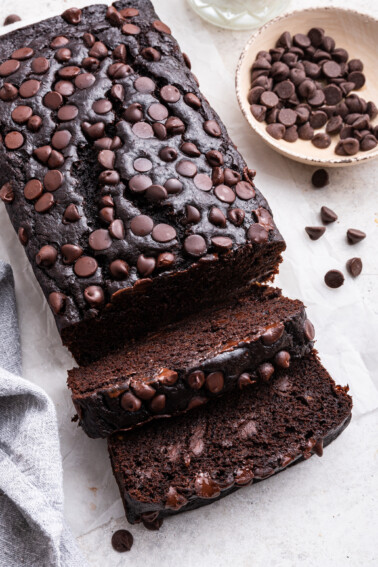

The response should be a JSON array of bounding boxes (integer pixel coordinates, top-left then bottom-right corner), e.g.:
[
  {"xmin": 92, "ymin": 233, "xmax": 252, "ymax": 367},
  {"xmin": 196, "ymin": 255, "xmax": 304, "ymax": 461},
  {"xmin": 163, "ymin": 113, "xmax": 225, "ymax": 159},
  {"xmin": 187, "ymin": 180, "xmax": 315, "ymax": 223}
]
[
  {"xmin": 0, "ymin": 1, "xmax": 285, "ymax": 364},
  {"xmin": 68, "ymin": 285, "xmax": 315, "ymax": 437},
  {"xmin": 108, "ymin": 352, "xmax": 352, "ymax": 526}
]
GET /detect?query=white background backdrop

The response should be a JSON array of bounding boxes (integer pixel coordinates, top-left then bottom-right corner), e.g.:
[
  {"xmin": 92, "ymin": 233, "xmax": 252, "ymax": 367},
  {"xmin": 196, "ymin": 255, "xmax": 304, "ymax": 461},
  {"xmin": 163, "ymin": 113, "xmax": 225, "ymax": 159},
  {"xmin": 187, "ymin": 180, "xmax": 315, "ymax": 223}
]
[{"xmin": 0, "ymin": 1, "xmax": 377, "ymax": 566}]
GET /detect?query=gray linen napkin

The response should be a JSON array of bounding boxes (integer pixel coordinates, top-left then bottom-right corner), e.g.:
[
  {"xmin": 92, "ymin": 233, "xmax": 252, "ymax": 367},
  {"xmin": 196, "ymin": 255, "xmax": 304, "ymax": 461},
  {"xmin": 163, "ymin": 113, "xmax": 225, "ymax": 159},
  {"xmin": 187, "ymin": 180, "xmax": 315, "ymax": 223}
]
[{"xmin": 0, "ymin": 261, "xmax": 88, "ymax": 567}]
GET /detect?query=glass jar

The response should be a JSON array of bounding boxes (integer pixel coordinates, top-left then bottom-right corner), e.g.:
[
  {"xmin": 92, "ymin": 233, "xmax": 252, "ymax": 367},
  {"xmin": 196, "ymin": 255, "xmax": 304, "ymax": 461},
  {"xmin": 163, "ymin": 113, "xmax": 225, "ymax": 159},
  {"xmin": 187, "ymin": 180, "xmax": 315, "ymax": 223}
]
[{"xmin": 187, "ymin": 0, "xmax": 290, "ymax": 30}]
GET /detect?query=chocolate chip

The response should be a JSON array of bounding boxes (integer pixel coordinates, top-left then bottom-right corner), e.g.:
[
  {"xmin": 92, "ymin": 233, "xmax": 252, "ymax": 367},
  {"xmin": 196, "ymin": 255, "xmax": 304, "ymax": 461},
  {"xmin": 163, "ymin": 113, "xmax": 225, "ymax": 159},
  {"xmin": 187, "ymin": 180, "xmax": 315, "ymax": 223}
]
[
  {"xmin": 247, "ymin": 223, "xmax": 268, "ymax": 243},
  {"xmin": 309, "ymin": 111, "xmax": 327, "ymax": 129},
  {"xmin": 150, "ymin": 394, "xmax": 166, "ymax": 413},
  {"xmin": 360, "ymin": 135, "xmax": 377, "ymax": 151},
  {"xmin": 63, "ymin": 204, "xmax": 81, "ymax": 223},
  {"xmin": 75, "ymin": 73, "xmax": 96, "ymax": 89},
  {"xmin": 211, "ymin": 236, "xmax": 233, "ymax": 251},
  {"xmin": 308, "ymin": 89, "xmax": 325, "ymax": 107},
  {"xmin": 165, "ymin": 116, "xmax": 185, "ymax": 135},
  {"xmin": 62, "ymin": 7, "xmax": 81, "ymax": 24},
  {"xmin": 320, "ymin": 206, "xmax": 337, "ymax": 224},
  {"xmin": 0, "ymin": 183, "xmax": 14, "ymax": 203},
  {"xmin": 335, "ymin": 138, "xmax": 359, "ymax": 156},
  {"xmin": 35, "ymin": 245, "xmax": 57, "ymax": 267},
  {"xmin": 50, "ymin": 36, "xmax": 69, "ymax": 49},
  {"xmin": 11, "ymin": 105, "xmax": 32, "ymax": 124},
  {"xmin": 5, "ymin": 131, "xmax": 24, "ymax": 150},
  {"xmin": 184, "ymin": 93, "xmax": 202, "ymax": 109},
  {"xmin": 326, "ymin": 115, "xmax": 343, "ymax": 135},
  {"xmin": 266, "ymin": 123, "xmax": 285, "ymax": 140},
  {"xmin": 274, "ymin": 79, "xmax": 295, "ymax": 99},
  {"xmin": 203, "ymin": 120, "xmax": 221, "ymax": 137},
  {"xmin": 44, "ymin": 91, "xmax": 63, "ymax": 110},
  {"xmin": 347, "ymin": 228, "xmax": 366, "ymax": 244},
  {"xmin": 278, "ymin": 108, "xmax": 297, "ymax": 127},
  {"xmin": 142, "ymin": 516, "xmax": 164, "ymax": 531},
  {"xmin": 148, "ymin": 103, "xmax": 169, "ymax": 121},
  {"xmin": 250, "ymin": 104, "xmax": 266, "ymax": 122},
  {"xmin": 24, "ymin": 179, "xmax": 42, "ymax": 200},
  {"xmin": 293, "ymin": 33, "xmax": 311, "ymax": 49},
  {"xmin": 323, "ymin": 84, "xmax": 342, "ymax": 105},
  {"xmin": 185, "ymin": 205, "xmax": 201, "ymax": 224},
  {"xmin": 311, "ymin": 168, "xmax": 329, "ymax": 188},
  {"xmin": 261, "ymin": 322, "xmax": 284, "ymax": 345},
  {"xmin": 308, "ymin": 27, "xmax": 325, "ymax": 47},
  {"xmin": 54, "ymin": 81, "xmax": 74, "ymax": 96},
  {"xmin": 275, "ymin": 350, "xmax": 291, "ymax": 368},
  {"xmin": 348, "ymin": 71, "xmax": 365, "ymax": 89},
  {"xmin": 205, "ymin": 372, "xmax": 224, "ymax": 393},
  {"xmin": 176, "ymin": 160, "xmax": 197, "ymax": 178},
  {"xmin": 141, "ymin": 47, "xmax": 161, "ymax": 62},
  {"xmin": 132, "ymin": 122, "xmax": 154, "ymax": 139},
  {"xmin": 109, "ymin": 259, "xmax": 129, "ymax": 280},
  {"xmin": 209, "ymin": 207, "xmax": 226, "ymax": 227},
  {"xmin": 74, "ymin": 256, "xmax": 98, "ymax": 277},
  {"xmin": 151, "ymin": 224, "xmax": 176, "ymax": 242},
  {"xmin": 181, "ymin": 142, "xmax": 201, "ymax": 157},
  {"xmin": 187, "ymin": 370, "xmax": 205, "ymax": 390},
  {"xmin": 55, "ymin": 48, "xmax": 71, "ymax": 63},
  {"xmin": 11, "ymin": 47, "xmax": 33, "ymax": 60},
  {"xmin": 346, "ymin": 257, "xmax": 362, "ymax": 277},
  {"xmin": 52, "ymin": 130, "xmax": 71, "ymax": 150},
  {"xmin": 298, "ymin": 122, "xmax": 314, "ymax": 140},
  {"xmin": 137, "ymin": 255, "xmax": 156, "ymax": 276},
  {"xmin": 35, "ymin": 192, "xmax": 54, "ymax": 213},
  {"xmin": 108, "ymin": 62, "xmax": 132, "ymax": 79},
  {"xmin": 157, "ymin": 252, "xmax": 175, "ymax": 269},
  {"xmin": 18, "ymin": 227, "xmax": 28, "ymax": 246},
  {"xmin": 49, "ymin": 292, "xmax": 66, "ymax": 315},
  {"xmin": 111, "ymin": 530, "xmax": 133, "ymax": 553},
  {"xmin": 260, "ymin": 91, "xmax": 279, "ymax": 108},
  {"xmin": 4, "ymin": 14, "xmax": 21, "ymax": 25},
  {"xmin": 61, "ymin": 244, "xmax": 82, "ymax": 264},
  {"xmin": 164, "ymin": 178, "xmax": 182, "ymax": 195},
  {"xmin": 248, "ymin": 86, "xmax": 265, "ymax": 105},
  {"xmin": 283, "ymin": 125, "xmax": 298, "ymax": 142},
  {"xmin": 109, "ymin": 220, "xmax": 124, "ymax": 240},
  {"xmin": 213, "ymin": 184, "xmax": 235, "ymax": 204},
  {"xmin": 159, "ymin": 146, "xmax": 178, "ymax": 163},
  {"xmin": 124, "ymin": 103, "xmax": 143, "ymax": 122},
  {"xmin": 32, "ymin": 57, "xmax": 50, "ymax": 74},
  {"xmin": 0, "ymin": 83, "xmax": 18, "ymax": 101},
  {"xmin": 312, "ymin": 133, "xmax": 331, "ymax": 149},
  {"xmin": 324, "ymin": 269, "xmax": 344, "ymax": 288},
  {"xmin": 184, "ymin": 235, "xmax": 207, "ymax": 257},
  {"xmin": 44, "ymin": 170, "xmax": 63, "ymax": 192},
  {"xmin": 258, "ymin": 362, "xmax": 274, "ymax": 382},
  {"xmin": 0, "ymin": 60, "xmax": 20, "ymax": 77},
  {"xmin": 193, "ymin": 173, "xmax": 212, "ymax": 192},
  {"xmin": 305, "ymin": 226, "xmax": 326, "ymax": 240},
  {"xmin": 121, "ymin": 392, "xmax": 141, "ymax": 412},
  {"xmin": 133, "ymin": 158, "xmax": 152, "ymax": 172},
  {"xmin": 88, "ymin": 229, "xmax": 112, "ymax": 251},
  {"xmin": 322, "ymin": 60, "xmax": 341, "ymax": 79},
  {"xmin": 304, "ymin": 319, "xmax": 315, "ymax": 341},
  {"xmin": 27, "ymin": 115, "xmax": 42, "ymax": 132},
  {"xmin": 129, "ymin": 175, "xmax": 152, "ymax": 193},
  {"xmin": 84, "ymin": 286, "xmax": 104, "ymax": 307}
]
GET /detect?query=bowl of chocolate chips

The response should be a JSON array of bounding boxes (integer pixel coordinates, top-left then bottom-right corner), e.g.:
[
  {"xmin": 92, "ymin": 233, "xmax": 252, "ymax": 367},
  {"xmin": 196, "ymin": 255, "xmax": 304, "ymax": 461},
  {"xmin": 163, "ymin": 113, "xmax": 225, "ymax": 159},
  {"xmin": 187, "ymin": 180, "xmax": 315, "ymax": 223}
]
[{"xmin": 236, "ymin": 8, "xmax": 378, "ymax": 166}]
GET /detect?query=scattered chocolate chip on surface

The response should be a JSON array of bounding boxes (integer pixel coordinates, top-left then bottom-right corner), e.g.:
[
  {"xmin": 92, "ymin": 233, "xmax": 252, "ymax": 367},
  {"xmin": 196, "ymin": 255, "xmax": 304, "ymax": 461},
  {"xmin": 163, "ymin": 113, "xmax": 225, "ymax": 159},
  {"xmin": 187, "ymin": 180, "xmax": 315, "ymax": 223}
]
[
  {"xmin": 347, "ymin": 228, "xmax": 366, "ymax": 244},
  {"xmin": 346, "ymin": 257, "xmax": 362, "ymax": 277},
  {"xmin": 305, "ymin": 226, "xmax": 326, "ymax": 240},
  {"xmin": 320, "ymin": 206, "xmax": 338, "ymax": 224},
  {"xmin": 324, "ymin": 269, "xmax": 344, "ymax": 288},
  {"xmin": 311, "ymin": 169, "xmax": 329, "ymax": 188},
  {"xmin": 111, "ymin": 529, "xmax": 134, "ymax": 552}
]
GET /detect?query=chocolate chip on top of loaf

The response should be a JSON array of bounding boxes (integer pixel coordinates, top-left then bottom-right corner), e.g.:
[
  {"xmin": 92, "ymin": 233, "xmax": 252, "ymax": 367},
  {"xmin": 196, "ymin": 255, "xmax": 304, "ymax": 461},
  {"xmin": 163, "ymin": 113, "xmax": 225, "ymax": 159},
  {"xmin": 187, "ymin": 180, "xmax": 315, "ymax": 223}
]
[{"xmin": 0, "ymin": 1, "xmax": 285, "ymax": 363}]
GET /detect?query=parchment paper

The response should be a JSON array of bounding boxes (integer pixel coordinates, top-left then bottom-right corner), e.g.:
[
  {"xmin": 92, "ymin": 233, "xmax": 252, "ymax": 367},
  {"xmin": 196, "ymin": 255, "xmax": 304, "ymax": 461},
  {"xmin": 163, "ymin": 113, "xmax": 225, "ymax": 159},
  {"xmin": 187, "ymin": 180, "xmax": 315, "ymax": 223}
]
[{"xmin": 0, "ymin": 1, "xmax": 377, "ymax": 566}]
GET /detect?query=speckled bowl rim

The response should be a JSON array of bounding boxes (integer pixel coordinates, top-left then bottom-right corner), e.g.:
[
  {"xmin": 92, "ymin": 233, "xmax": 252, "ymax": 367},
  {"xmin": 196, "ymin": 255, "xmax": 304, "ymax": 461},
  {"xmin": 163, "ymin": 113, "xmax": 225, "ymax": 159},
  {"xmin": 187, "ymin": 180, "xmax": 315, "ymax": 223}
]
[{"xmin": 235, "ymin": 7, "xmax": 378, "ymax": 167}]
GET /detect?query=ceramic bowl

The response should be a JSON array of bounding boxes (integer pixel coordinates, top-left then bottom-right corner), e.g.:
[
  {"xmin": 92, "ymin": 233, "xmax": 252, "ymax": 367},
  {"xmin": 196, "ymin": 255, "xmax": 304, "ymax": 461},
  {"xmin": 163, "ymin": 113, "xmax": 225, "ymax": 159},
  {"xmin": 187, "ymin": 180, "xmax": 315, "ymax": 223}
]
[{"xmin": 235, "ymin": 7, "xmax": 378, "ymax": 166}]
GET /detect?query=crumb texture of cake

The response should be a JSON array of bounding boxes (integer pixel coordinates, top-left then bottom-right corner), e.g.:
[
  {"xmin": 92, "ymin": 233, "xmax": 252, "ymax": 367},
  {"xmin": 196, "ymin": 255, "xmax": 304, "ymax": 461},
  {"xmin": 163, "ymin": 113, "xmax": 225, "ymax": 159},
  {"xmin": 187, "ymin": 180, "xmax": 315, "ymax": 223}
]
[
  {"xmin": 68, "ymin": 285, "xmax": 315, "ymax": 437},
  {"xmin": 108, "ymin": 352, "xmax": 352, "ymax": 524},
  {"xmin": 0, "ymin": 1, "xmax": 285, "ymax": 364}
]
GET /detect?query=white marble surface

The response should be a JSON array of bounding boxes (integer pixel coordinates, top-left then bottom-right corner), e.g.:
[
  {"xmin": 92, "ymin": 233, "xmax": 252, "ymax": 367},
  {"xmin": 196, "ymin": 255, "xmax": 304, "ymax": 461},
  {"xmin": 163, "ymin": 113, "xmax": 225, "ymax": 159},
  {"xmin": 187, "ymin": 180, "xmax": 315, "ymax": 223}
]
[{"xmin": 0, "ymin": 1, "xmax": 377, "ymax": 566}]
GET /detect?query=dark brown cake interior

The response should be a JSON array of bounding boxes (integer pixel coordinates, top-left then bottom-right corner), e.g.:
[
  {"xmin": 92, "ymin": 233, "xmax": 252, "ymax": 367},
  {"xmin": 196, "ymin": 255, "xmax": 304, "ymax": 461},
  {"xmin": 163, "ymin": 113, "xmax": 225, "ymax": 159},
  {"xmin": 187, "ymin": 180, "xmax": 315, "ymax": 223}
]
[
  {"xmin": 68, "ymin": 286, "xmax": 305, "ymax": 395},
  {"xmin": 109, "ymin": 353, "xmax": 352, "ymax": 510}
]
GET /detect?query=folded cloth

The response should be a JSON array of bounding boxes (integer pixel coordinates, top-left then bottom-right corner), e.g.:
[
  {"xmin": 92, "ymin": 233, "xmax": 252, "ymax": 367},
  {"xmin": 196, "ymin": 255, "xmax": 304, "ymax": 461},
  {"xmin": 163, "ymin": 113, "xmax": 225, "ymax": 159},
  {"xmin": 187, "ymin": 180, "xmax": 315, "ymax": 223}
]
[{"xmin": 0, "ymin": 261, "xmax": 88, "ymax": 567}]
